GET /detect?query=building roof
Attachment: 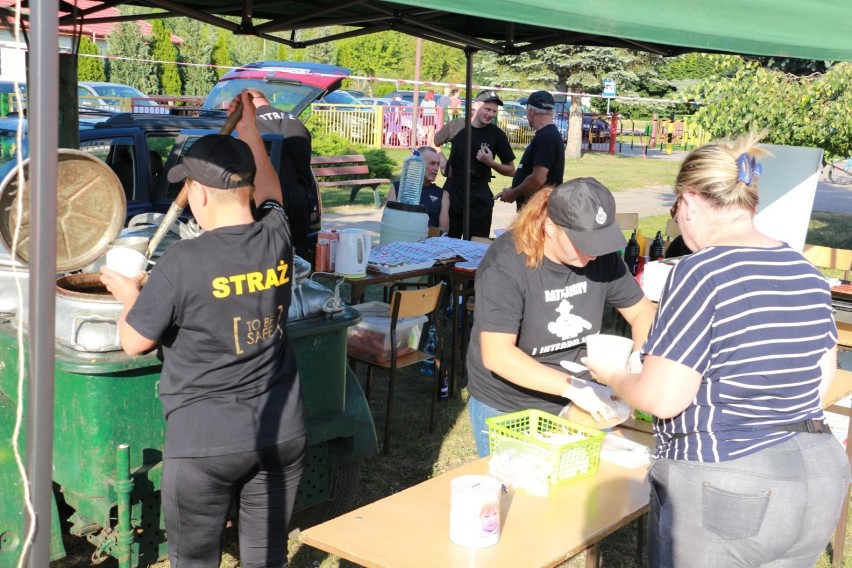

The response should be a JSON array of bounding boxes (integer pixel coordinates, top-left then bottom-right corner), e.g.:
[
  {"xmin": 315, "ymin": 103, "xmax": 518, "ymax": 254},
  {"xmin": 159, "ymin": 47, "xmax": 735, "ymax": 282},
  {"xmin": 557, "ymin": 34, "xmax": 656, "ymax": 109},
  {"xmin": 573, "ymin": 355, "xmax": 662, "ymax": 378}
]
[{"xmin": 0, "ymin": 0, "xmax": 182, "ymax": 43}]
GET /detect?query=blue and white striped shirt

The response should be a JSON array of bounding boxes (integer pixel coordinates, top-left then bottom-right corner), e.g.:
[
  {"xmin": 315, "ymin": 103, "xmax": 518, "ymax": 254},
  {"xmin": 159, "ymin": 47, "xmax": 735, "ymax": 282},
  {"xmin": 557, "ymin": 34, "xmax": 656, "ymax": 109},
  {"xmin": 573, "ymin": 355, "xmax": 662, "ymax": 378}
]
[{"xmin": 645, "ymin": 244, "xmax": 837, "ymax": 462}]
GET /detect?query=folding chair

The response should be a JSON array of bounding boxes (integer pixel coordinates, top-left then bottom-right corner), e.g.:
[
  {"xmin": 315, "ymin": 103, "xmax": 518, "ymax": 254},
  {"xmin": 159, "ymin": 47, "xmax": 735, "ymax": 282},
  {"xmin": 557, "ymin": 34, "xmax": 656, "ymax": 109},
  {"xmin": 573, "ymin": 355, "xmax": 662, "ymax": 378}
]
[{"xmin": 349, "ymin": 282, "xmax": 446, "ymax": 454}]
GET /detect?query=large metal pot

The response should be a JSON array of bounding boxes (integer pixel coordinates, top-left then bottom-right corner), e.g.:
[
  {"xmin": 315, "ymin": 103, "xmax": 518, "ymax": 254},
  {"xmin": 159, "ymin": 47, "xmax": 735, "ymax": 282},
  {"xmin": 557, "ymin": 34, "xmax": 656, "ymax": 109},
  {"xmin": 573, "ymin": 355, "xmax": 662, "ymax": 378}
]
[
  {"xmin": 54, "ymin": 273, "xmax": 124, "ymax": 352},
  {"xmin": 0, "ymin": 150, "xmax": 127, "ymax": 350}
]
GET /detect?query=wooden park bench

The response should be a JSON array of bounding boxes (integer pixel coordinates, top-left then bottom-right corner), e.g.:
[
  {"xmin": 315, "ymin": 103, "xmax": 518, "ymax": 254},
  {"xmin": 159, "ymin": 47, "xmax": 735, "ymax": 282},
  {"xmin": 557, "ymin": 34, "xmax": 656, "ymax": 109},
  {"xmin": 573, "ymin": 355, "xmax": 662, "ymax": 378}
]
[{"xmin": 310, "ymin": 154, "xmax": 392, "ymax": 209}]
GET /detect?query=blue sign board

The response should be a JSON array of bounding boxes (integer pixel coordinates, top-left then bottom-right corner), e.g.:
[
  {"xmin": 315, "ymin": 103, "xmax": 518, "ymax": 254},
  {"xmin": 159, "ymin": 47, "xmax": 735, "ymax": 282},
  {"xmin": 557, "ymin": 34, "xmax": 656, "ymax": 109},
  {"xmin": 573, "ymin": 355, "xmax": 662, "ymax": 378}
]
[{"xmin": 602, "ymin": 79, "xmax": 616, "ymax": 98}]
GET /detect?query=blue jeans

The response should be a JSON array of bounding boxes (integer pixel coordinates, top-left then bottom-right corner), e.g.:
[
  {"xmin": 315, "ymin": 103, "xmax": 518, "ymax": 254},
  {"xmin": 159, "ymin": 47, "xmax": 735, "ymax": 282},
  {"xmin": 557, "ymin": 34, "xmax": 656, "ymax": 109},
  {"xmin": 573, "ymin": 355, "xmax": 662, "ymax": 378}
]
[
  {"xmin": 468, "ymin": 395, "xmax": 508, "ymax": 458},
  {"xmin": 647, "ymin": 432, "xmax": 851, "ymax": 567}
]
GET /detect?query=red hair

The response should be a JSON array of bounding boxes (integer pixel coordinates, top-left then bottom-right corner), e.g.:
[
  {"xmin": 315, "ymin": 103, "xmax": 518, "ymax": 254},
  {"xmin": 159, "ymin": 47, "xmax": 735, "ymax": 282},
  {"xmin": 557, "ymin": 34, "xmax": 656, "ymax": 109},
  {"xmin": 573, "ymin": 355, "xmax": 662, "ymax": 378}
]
[{"xmin": 509, "ymin": 186, "xmax": 554, "ymax": 268}]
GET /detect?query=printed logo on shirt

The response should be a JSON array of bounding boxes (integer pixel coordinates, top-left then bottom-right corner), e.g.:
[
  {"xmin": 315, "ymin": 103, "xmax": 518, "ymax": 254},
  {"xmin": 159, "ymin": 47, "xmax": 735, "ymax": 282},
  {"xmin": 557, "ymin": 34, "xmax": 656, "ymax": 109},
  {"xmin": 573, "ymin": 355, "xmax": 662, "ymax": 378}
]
[
  {"xmin": 211, "ymin": 260, "xmax": 290, "ymax": 298},
  {"xmin": 258, "ymin": 110, "xmax": 295, "ymax": 122},
  {"xmin": 531, "ymin": 283, "xmax": 592, "ymax": 355},
  {"xmin": 231, "ymin": 304, "xmax": 286, "ymax": 354},
  {"xmin": 428, "ymin": 195, "xmax": 439, "ymax": 203}
]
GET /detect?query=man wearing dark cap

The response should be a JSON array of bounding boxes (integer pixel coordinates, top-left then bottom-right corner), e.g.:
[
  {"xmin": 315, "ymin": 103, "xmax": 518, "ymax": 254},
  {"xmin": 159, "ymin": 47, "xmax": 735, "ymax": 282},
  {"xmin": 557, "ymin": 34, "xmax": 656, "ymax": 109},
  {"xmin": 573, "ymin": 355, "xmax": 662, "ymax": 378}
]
[
  {"xmin": 465, "ymin": 178, "xmax": 656, "ymax": 457},
  {"xmin": 498, "ymin": 90, "xmax": 565, "ymax": 210},
  {"xmin": 100, "ymin": 91, "xmax": 306, "ymax": 568},
  {"xmin": 246, "ymin": 89, "xmax": 318, "ymax": 262},
  {"xmin": 434, "ymin": 89, "xmax": 516, "ymax": 238}
]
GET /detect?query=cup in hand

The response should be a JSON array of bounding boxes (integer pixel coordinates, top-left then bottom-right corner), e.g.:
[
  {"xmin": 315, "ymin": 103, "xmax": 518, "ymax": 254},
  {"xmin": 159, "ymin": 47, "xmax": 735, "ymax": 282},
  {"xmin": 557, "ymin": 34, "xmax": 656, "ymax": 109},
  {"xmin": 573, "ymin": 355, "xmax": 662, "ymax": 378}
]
[
  {"xmin": 105, "ymin": 247, "xmax": 148, "ymax": 278},
  {"xmin": 585, "ymin": 334, "xmax": 634, "ymax": 370}
]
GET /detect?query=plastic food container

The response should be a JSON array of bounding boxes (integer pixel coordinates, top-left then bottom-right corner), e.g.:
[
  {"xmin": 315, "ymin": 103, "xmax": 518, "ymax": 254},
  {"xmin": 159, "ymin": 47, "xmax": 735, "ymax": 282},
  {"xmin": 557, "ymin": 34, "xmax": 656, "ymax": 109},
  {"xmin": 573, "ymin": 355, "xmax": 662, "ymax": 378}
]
[
  {"xmin": 347, "ymin": 301, "xmax": 427, "ymax": 361},
  {"xmin": 486, "ymin": 409, "xmax": 604, "ymax": 484}
]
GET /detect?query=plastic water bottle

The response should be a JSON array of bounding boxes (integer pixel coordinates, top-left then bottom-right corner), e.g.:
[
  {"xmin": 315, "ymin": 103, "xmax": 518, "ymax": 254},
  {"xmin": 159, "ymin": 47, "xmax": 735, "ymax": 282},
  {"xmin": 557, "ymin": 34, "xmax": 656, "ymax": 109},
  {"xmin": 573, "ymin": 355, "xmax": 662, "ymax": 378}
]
[
  {"xmin": 650, "ymin": 231, "xmax": 665, "ymax": 261},
  {"xmin": 624, "ymin": 230, "xmax": 640, "ymax": 276},
  {"xmin": 398, "ymin": 149, "xmax": 426, "ymax": 205},
  {"xmin": 420, "ymin": 323, "xmax": 438, "ymax": 376}
]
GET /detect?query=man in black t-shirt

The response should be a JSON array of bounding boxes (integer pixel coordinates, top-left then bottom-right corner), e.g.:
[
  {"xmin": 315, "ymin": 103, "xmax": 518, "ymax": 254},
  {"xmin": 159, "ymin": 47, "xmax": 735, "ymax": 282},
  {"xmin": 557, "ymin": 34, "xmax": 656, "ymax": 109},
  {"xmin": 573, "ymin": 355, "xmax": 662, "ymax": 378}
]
[
  {"xmin": 101, "ymin": 91, "xmax": 305, "ymax": 568},
  {"xmin": 434, "ymin": 90, "xmax": 516, "ymax": 238},
  {"xmin": 248, "ymin": 89, "xmax": 318, "ymax": 260},
  {"xmin": 498, "ymin": 91, "xmax": 565, "ymax": 210}
]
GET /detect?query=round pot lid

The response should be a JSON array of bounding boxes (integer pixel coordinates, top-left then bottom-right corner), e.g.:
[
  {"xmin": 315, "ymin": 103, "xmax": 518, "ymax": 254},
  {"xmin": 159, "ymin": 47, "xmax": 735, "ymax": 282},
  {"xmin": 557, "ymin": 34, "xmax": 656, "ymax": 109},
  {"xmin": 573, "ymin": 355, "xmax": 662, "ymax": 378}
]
[{"xmin": 0, "ymin": 149, "xmax": 127, "ymax": 272}]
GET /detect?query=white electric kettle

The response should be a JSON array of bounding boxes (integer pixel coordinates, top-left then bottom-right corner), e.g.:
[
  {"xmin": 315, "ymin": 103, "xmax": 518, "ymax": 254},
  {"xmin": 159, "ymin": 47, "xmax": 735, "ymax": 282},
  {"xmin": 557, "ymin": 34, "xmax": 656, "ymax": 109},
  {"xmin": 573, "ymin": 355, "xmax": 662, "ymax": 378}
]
[{"xmin": 335, "ymin": 228, "xmax": 371, "ymax": 278}]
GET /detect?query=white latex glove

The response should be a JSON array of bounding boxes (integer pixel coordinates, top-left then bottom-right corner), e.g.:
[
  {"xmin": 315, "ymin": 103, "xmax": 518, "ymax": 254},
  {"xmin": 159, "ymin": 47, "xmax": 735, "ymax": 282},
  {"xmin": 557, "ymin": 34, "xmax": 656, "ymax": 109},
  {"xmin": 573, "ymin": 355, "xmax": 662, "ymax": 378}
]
[
  {"xmin": 628, "ymin": 351, "xmax": 643, "ymax": 374},
  {"xmin": 562, "ymin": 378, "xmax": 616, "ymax": 423}
]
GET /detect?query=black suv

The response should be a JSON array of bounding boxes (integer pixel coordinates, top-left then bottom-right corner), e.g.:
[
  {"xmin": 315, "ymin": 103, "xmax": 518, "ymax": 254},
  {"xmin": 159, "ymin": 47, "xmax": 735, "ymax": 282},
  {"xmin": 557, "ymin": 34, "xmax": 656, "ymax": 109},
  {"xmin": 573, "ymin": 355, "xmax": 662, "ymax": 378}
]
[{"xmin": 0, "ymin": 112, "xmax": 321, "ymax": 240}]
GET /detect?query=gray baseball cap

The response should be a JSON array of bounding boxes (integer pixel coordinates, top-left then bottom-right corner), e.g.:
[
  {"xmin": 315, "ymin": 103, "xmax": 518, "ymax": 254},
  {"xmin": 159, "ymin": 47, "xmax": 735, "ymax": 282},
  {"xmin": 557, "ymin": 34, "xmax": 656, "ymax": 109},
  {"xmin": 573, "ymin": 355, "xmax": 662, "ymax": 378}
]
[{"xmin": 547, "ymin": 178, "xmax": 626, "ymax": 256}]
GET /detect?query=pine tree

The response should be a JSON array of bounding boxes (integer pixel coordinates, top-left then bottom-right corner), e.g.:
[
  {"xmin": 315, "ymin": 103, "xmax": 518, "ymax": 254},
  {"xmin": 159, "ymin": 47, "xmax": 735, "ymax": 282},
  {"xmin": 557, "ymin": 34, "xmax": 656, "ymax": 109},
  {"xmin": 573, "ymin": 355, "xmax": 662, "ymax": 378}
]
[
  {"xmin": 211, "ymin": 31, "xmax": 232, "ymax": 79},
  {"xmin": 150, "ymin": 20, "xmax": 182, "ymax": 95},
  {"xmin": 107, "ymin": 22, "xmax": 156, "ymax": 94},
  {"xmin": 176, "ymin": 18, "xmax": 216, "ymax": 97},
  {"xmin": 77, "ymin": 36, "xmax": 106, "ymax": 82}
]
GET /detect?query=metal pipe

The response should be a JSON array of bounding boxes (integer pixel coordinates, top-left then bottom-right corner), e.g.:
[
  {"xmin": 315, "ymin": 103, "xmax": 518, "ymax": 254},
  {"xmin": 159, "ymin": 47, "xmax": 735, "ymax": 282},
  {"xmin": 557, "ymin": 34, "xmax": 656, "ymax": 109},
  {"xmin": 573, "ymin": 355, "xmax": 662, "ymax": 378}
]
[
  {"xmin": 26, "ymin": 2, "xmax": 58, "ymax": 567},
  {"xmin": 115, "ymin": 444, "xmax": 134, "ymax": 568},
  {"xmin": 463, "ymin": 48, "xmax": 473, "ymax": 241}
]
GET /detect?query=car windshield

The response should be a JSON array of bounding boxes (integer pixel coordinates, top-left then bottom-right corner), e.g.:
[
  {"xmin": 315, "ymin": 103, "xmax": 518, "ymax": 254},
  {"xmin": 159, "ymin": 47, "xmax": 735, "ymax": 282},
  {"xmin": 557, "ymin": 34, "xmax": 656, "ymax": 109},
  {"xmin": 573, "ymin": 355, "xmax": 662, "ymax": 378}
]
[
  {"xmin": 202, "ymin": 78, "xmax": 324, "ymax": 114},
  {"xmin": 322, "ymin": 90, "xmax": 362, "ymax": 105},
  {"xmin": 90, "ymin": 84, "xmax": 146, "ymax": 99}
]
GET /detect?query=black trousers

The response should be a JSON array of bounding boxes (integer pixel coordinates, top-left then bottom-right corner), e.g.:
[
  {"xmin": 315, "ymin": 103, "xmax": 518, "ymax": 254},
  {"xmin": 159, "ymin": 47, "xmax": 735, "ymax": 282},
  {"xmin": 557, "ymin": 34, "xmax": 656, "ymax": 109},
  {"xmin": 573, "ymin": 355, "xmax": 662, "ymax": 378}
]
[
  {"xmin": 446, "ymin": 178, "xmax": 494, "ymax": 239},
  {"xmin": 162, "ymin": 436, "xmax": 307, "ymax": 568}
]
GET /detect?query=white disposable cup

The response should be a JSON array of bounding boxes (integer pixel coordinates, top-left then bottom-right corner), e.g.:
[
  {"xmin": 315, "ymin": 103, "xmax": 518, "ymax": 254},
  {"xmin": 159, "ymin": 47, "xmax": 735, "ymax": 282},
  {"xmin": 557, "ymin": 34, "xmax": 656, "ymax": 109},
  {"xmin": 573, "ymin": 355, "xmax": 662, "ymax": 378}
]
[
  {"xmin": 449, "ymin": 475, "xmax": 502, "ymax": 548},
  {"xmin": 105, "ymin": 247, "xmax": 148, "ymax": 278},
  {"xmin": 585, "ymin": 334, "xmax": 634, "ymax": 369}
]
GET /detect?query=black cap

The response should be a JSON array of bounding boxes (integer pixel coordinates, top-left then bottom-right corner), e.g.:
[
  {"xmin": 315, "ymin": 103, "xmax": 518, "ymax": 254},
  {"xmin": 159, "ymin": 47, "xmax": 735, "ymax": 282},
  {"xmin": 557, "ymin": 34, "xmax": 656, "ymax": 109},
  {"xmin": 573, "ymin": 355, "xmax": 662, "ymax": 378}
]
[
  {"xmin": 475, "ymin": 90, "xmax": 503, "ymax": 106},
  {"xmin": 527, "ymin": 90, "xmax": 555, "ymax": 110},
  {"xmin": 166, "ymin": 134, "xmax": 256, "ymax": 189},
  {"xmin": 547, "ymin": 178, "xmax": 626, "ymax": 256}
]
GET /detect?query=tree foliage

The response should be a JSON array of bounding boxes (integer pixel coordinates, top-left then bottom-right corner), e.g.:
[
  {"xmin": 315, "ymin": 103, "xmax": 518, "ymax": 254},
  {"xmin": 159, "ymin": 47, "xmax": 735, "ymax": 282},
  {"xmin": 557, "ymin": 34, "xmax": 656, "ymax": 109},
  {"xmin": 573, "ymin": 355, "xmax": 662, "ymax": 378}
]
[
  {"xmin": 337, "ymin": 32, "xmax": 405, "ymax": 84},
  {"xmin": 683, "ymin": 62, "xmax": 852, "ymax": 160},
  {"xmin": 211, "ymin": 31, "xmax": 232, "ymax": 79},
  {"xmin": 77, "ymin": 36, "xmax": 105, "ymax": 82},
  {"xmin": 174, "ymin": 18, "xmax": 216, "ymax": 97},
  {"xmin": 150, "ymin": 20, "xmax": 182, "ymax": 95},
  {"xmin": 106, "ymin": 22, "xmax": 156, "ymax": 93},
  {"xmin": 662, "ymin": 53, "xmax": 741, "ymax": 81},
  {"xmin": 230, "ymin": 35, "xmax": 265, "ymax": 67}
]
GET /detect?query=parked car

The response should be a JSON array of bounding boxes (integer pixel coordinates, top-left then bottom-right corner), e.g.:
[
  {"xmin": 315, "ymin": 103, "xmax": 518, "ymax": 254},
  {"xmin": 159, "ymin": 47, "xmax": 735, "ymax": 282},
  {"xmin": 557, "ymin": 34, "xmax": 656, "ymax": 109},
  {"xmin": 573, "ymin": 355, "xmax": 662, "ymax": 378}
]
[
  {"xmin": 314, "ymin": 88, "xmax": 371, "ymax": 111},
  {"xmin": 499, "ymin": 101, "xmax": 528, "ymax": 132},
  {"xmin": 78, "ymin": 82, "xmax": 168, "ymax": 114},
  {"xmin": 360, "ymin": 97, "xmax": 412, "ymax": 107},
  {"xmin": 340, "ymin": 89, "xmax": 367, "ymax": 99},
  {"xmin": 518, "ymin": 98, "xmax": 609, "ymax": 143},
  {"xmin": 201, "ymin": 60, "xmax": 372, "ymax": 143},
  {"xmin": 201, "ymin": 60, "xmax": 352, "ymax": 116},
  {"xmin": 385, "ymin": 89, "xmax": 426, "ymax": 105},
  {"xmin": 0, "ymin": 113, "xmax": 322, "ymax": 238}
]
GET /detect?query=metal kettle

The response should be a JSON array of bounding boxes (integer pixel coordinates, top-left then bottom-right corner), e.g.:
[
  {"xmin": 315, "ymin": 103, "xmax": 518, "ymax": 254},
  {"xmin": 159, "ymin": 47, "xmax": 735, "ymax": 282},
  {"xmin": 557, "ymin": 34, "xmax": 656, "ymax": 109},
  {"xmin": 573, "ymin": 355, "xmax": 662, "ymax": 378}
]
[{"xmin": 335, "ymin": 228, "xmax": 371, "ymax": 279}]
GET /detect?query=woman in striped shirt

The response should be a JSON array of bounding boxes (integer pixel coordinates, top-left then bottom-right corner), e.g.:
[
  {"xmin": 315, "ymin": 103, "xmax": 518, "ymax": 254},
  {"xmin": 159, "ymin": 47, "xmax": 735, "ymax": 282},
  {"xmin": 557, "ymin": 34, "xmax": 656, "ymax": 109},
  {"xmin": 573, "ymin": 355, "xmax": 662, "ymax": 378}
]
[{"xmin": 587, "ymin": 133, "xmax": 850, "ymax": 567}]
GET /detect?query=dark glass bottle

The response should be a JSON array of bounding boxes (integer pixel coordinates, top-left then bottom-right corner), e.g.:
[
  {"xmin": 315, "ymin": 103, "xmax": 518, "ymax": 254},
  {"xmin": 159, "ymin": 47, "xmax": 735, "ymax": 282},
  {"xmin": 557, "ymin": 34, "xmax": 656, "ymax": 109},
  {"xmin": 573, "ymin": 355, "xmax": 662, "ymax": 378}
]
[
  {"xmin": 438, "ymin": 367, "xmax": 450, "ymax": 401},
  {"xmin": 624, "ymin": 230, "xmax": 640, "ymax": 275},
  {"xmin": 650, "ymin": 231, "xmax": 665, "ymax": 261}
]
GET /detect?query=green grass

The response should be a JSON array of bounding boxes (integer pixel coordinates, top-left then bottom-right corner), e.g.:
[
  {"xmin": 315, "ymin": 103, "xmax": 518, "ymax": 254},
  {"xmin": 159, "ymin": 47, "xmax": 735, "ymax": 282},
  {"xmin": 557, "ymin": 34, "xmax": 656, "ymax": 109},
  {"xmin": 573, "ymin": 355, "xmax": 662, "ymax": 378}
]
[
  {"xmin": 321, "ymin": 150, "xmax": 681, "ymax": 211},
  {"xmin": 564, "ymin": 153, "xmax": 681, "ymax": 192}
]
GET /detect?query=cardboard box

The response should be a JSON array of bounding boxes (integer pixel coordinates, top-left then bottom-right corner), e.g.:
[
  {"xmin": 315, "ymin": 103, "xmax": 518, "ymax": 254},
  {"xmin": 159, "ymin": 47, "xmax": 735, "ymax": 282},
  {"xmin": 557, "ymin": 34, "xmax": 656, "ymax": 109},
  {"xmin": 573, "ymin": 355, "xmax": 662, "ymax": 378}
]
[
  {"xmin": 347, "ymin": 301, "xmax": 427, "ymax": 361},
  {"xmin": 318, "ymin": 229, "xmax": 339, "ymax": 272}
]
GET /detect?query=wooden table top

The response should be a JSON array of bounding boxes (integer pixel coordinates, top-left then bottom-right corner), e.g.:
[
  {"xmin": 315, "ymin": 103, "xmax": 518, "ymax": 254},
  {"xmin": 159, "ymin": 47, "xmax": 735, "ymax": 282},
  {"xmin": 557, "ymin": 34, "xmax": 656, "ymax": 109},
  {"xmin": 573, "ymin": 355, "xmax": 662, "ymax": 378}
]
[{"xmin": 300, "ymin": 429, "xmax": 653, "ymax": 568}]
